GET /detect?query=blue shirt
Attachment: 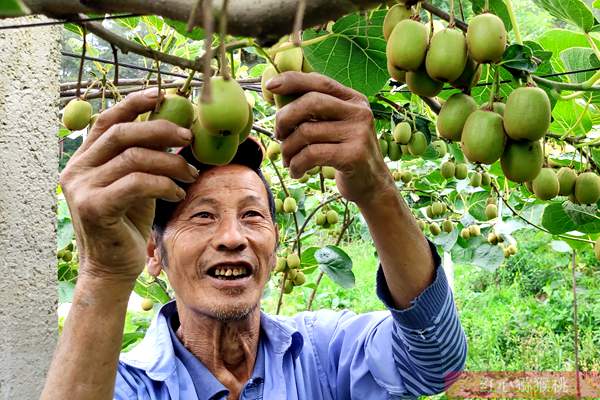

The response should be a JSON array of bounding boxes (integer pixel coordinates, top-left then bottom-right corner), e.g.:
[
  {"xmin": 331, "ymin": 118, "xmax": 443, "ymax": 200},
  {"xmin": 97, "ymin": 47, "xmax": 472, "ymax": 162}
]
[{"xmin": 115, "ymin": 244, "xmax": 467, "ymax": 399}]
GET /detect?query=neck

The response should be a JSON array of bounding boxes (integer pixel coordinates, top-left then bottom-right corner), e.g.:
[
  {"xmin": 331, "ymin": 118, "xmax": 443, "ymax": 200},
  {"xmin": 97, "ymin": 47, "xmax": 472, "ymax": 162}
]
[{"xmin": 175, "ymin": 303, "xmax": 261, "ymax": 395}]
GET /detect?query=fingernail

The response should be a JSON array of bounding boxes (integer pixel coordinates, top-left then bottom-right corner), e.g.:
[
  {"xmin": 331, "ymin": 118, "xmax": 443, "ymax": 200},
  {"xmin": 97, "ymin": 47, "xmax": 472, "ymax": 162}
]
[
  {"xmin": 175, "ymin": 187, "xmax": 186, "ymax": 200},
  {"xmin": 187, "ymin": 163, "xmax": 199, "ymax": 179},
  {"xmin": 141, "ymin": 87, "xmax": 160, "ymax": 98},
  {"xmin": 178, "ymin": 128, "xmax": 193, "ymax": 141},
  {"xmin": 266, "ymin": 77, "xmax": 282, "ymax": 90}
]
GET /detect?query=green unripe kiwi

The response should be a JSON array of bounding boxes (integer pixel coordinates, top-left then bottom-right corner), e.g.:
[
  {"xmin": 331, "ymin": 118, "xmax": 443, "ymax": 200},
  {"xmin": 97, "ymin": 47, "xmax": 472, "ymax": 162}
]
[
  {"xmin": 501, "ymin": 140, "xmax": 543, "ymax": 183},
  {"xmin": 431, "ymin": 201, "xmax": 444, "ymax": 216},
  {"xmin": 387, "ymin": 59, "xmax": 406, "ymax": 82},
  {"xmin": 191, "ymin": 118, "xmax": 239, "ymax": 165},
  {"xmin": 442, "ymin": 220, "xmax": 454, "ymax": 233},
  {"xmin": 392, "ymin": 171, "xmax": 401, "ymax": 181},
  {"xmin": 302, "ymin": 57, "xmax": 314, "ymax": 73},
  {"xmin": 426, "ymin": 28, "xmax": 468, "ymax": 82},
  {"xmin": 507, "ymin": 244, "xmax": 517, "ymax": 256},
  {"xmin": 275, "ymin": 257, "xmax": 287, "ymax": 273},
  {"xmin": 431, "ymin": 140, "xmax": 447, "ymax": 157},
  {"xmin": 387, "ymin": 20, "xmax": 429, "ymax": 71},
  {"xmin": 557, "ymin": 167, "xmax": 577, "ymax": 196},
  {"xmin": 503, "ymin": 87, "xmax": 551, "ymax": 141},
  {"xmin": 238, "ymin": 103, "xmax": 254, "ymax": 143},
  {"xmin": 482, "ymin": 102, "xmax": 506, "ymax": 117},
  {"xmin": 63, "ymin": 99, "xmax": 92, "ymax": 131},
  {"xmin": 199, "ymin": 77, "xmax": 249, "ymax": 136},
  {"xmin": 466, "ymin": 13, "xmax": 507, "ymax": 64},
  {"xmin": 274, "ymin": 45, "xmax": 304, "ymax": 72},
  {"xmin": 488, "ymin": 232, "xmax": 498, "ymax": 245},
  {"xmin": 437, "ymin": 93, "xmax": 477, "ymax": 141},
  {"xmin": 322, "ymin": 166, "xmax": 336, "ymax": 180},
  {"xmin": 481, "ymin": 172, "xmax": 491, "ymax": 186},
  {"xmin": 430, "ymin": 222, "xmax": 441, "ymax": 236},
  {"xmin": 141, "ymin": 298, "xmax": 154, "ymax": 311},
  {"xmin": 408, "ymin": 131, "xmax": 428, "ymax": 156},
  {"xmin": 485, "ymin": 203, "xmax": 498, "ymax": 220},
  {"xmin": 62, "ymin": 250, "xmax": 73, "ymax": 262},
  {"xmin": 388, "ymin": 141, "xmax": 402, "ymax": 161},
  {"xmin": 261, "ymin": 65, "xmax": 278, "ymax": 104},
  {"xmin": 441, "ymin": 161, "xmax": 456, "ymax": 179},
  {"xmin": 595, "ymin": 238, "xmax": 600, "ymax": 261},
  {"xmin": 266, "ymin": 141, "xmax": 281, "ymax": 161},
  {"xmin": 460, "ymin": 228, "xmax": 471, "ymax": 239},
  {"xmin": 286, "ymin": 253, "xmax": 301, "ymax": 269},
  {"xmin": 379, "ymin": 137, "xmax": 389, "ymax": 158},
  {"xmin": 451, "ymin": 56, "xmax": 481, "ymax": 92},
  {"xmin": 426, "ymin": 206, "xmax": 435, "ymax": 219},
  {"xmin": 455, "ymin": 163, "xmax": 468, "ymax": 179},
  {"xmin": 275, "ymin": 198, "xmax": 283, "ymax": 213},
  {"xmin": 469, "ymin": 224, "xmax": 481, "ymax": 236},
  {"xmin": 297, "ymin": 173, "xmax": 309, "ymax": 183},
  {"xmin": 461, "ymin": 110, "xmax": 506, "ymax": 165},
  {"xmin": 532, "ymin": 168, "xmax": 560, "ymax": 201},
  {"xmin": 383, "ymin": 4, "xmax": 413, "ymax": 40},
  {"xmin": 574, "ymin": 172, "xmax": 600, "ymax": 204},
  {"xmin": 307, "ymin": 166, "xmax": 321, "ymax": 176},
  {"xmin": 470, "ymin": 172, "xmax": 482, "ymax": 187},
  {"xmin": 150, "ymin": 94, "xmax": 195, "ymax": 129},
  {"xmin": 316, "ymin": 212, "xmax": 326, "ymax": 225},
  {"xmin": 274, "ymin": 94, "xmax": 300, "ymax": 109},
  {"xmin": 393, "ymin": 122, "xmax": 412, "ymax": 144},
  {"xmin": 326, "ymin": 210, "xmax": 339, "ymax": 225},
  {"xmin": 283, "ymin": 197, "xmax": 298, "ymax": 213},
  {"xmin": 401, "ymin": 171, "xmax": 412, "ymax": 183},
  {"xmin": 284, "ymin": 280, "xmax": 294, "ymax": 294},
  {"xmin": 406, "ymin": 67, "xmax": 444, "ymax": 97},
  {"xmin": 417, "ymin": 220, "xmax": 427, "ymax": 231},
  {"xmin": 293, "ymin": 271, "xmax": 306, "ymax": 286}
]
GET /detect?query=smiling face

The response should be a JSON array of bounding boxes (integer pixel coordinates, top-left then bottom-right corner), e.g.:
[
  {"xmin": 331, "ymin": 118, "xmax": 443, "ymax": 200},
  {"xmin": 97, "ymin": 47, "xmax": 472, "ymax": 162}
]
[{"xmin": 151, "ymin": 164, "xmax": 278, "ymax": 321}]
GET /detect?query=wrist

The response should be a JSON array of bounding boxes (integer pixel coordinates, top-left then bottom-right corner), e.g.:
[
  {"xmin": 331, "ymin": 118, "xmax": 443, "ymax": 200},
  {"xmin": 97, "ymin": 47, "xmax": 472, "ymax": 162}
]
[
  {"xmin": 354, "ymin": 179, "xmax": 399, "ymax": 210},
  {"xmin": 75, "ymin": 269, "xmax": 136, "ymax": 305}
]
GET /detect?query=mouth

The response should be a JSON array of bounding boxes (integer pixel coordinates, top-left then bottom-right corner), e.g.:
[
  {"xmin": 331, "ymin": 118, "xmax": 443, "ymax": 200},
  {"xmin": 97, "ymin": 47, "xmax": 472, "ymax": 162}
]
[{"xmin": 206, "ymin": 263, "xmax": 253, "ymax": 281}]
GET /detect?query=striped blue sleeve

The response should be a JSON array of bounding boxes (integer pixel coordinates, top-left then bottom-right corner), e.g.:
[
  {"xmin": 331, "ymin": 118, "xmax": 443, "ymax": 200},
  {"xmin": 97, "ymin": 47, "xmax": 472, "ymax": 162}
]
[{"xmin": 375, "ymin": 240, "xmax": 467, "ymax": 396}]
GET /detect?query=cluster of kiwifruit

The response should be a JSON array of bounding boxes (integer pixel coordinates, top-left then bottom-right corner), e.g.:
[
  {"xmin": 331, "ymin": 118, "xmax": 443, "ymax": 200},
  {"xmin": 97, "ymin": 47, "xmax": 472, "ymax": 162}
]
[
  {"xmin": 56, "ymin": 242, "xmax": 75, "ymax": 263},
  {"xmin": 460, "ymin": 224, "xmax": 481, "ymax": 239},
  {"xmin": 417, "ymin": 200, "xmax": 455, "ymax": 236},
  {"xmin": 379, "ymin": 120, "xmax": 447, "ymax": 161},
  {"xmin": 392, "ymin": 169, "xmax": 413, "ymax": 183},
  {"xmin": 274, "ymin": 253, "xmax": 306, "ymax": 293},
  {"xmin": 315, "ymin": 206, "xmax": 340, "ymax": 228},
  {"xmin": 62, "ymin": 75, "xmax": 254, "ymax": 166},
  {"xmin": 440, "ymin": 160, "xmax": 468, "ymax": 180},
  {"xmin": 525, "ymin": 166, "xmax": 600, "ymax": 204},
  {"xmin": 487, "ymin": 229, "xmax": 517, "ymax": 257},
  {"xmin": 275, "ymin": 196, "xmax": 298, "ymax": 214}
]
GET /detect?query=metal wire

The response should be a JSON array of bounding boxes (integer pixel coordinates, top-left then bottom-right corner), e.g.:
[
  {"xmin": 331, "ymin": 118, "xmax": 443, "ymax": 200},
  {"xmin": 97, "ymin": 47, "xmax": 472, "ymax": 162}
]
[{"xmin": 0, "ymin": 13, "xmax": 143, "ymax": 30}]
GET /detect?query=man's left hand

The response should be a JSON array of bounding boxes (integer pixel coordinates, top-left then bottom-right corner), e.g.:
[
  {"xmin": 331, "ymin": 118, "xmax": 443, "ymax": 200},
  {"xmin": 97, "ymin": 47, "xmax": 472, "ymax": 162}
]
[{"xmin": 266, "ymin": 72, "xmax": 395, "ymax": 206}]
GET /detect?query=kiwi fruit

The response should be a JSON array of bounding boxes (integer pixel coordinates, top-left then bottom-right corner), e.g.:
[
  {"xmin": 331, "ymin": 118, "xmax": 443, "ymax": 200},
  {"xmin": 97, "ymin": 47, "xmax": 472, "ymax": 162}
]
[
  {"xmin": 426, "ymin": 205, "xmax": 435, "ymax": 219},
  {"xmin": 307, "ymin": 166, "xmax": 320, "ymax": 175},
  {"xmin": 199, "ymin": 77, "xmax": 249, "ymax": 136},
  {"xmin": 442, "ymin": 220, "xmax": 454, "ymax": 233},
  {"xmin": 141, "ymin": 298, "xmax": 154, "ymax": 311},
  {"xmin": 266, "ymin": 141, "xmax": 281, "ymax": 161},
  {"xmin": 406, "ymin": 66, "xmax": 444, "ymax": 97},
  {"xmin": 393, "ymin": 171, "xmax": 401, "ymax": 181},
  {"xmin": 387, "ymin": 20, "xmax": 429, "ymax": 71},
  {"xmin": 503, "ymin": 87, "xmax": 551, "ymax": 141},
  {"xmin": 191, "ymin": 118, "xmax": 239, "ymax": 165},
  {"xmin": 238, "ymin": 103, "xmax": 254, "ymax": 143},
  {"xmin": 594, "ymin": 238, "xmax": 600, "ymax": 261},
  {"xmin": 532, "ymin": 168, "xmax": 560, "ymax": 201},
  {"xmin": 275, "ymin": 198, "xmax": 283, "ymax": 213},
  {"xmin": 430, "ymin": 222, "xmax": 442, "ymax": 236},
  {"xmin": 150, "ymin": 94, "xmax": 195, "ymax": 129},
  {"xmin": 460, "ymin": 228, "xmax": 471, "ymax": 239},
  {"xmin": 274, "ymin": 45, "xmax": 304, "ymax": 72},
  {"xmin": 297, "ymin": 173, "xmax": 309, "ymax": 183},
  {"xmin": 274, "ymin": 94, "xmax": 300, "ymax": 109},
  {"xmin": 401, "ymin": 171, "xmax": 413, "ymax": 183},
  {"xmin": 557, "ymin": 167, "xmax": 577, "ymax": 196},
  {"xmin": 275, "ymin": 257, "xmax": 287, "ymax": 273},
  {"xmin": 470, "ymin": 172, "xmax": 482, "ymax": 187},
  {"xmin": 481, "ymin": 172, "xmax": 491, "ymax": 186},
  {"xmin": 431, "ymin": 140, "xmax": 447, "ymax": 157},
  {"xmin": 481, "ymin": 102, "xmax": 506, "ymax": 116},
  {"xmin": 383, "ymin": 4, "xmax": 413, "ymax": 40},
  {"xmin": 469, "ymin": 224, "xmax": 481, "ymax": 236},
  {"xmin": 455, "ymin": 163, "xmax": 468, "ymax": 180},
  {"xmin": 393, "ymin": 122, "xmax": 412, "ymax": 144},
  {"xmin": 315, "ymin": 212, "xmax": 326, "ymax": 225},
  {"xmin": 466, "ymin": 13, "xmax": 507, "ymax": 64},
  {"xmin": 437, "ymin": 93, "xmax": 477, "ymax": 141},
  {"xmin": 286, "ymin": 253, "xmax": 301, "ymax": 269},
  {"xmin": 388, "ymin": 141, "xmax": 403, "ymax": 161},
  {"xmin": 432, "ymin": 201, "xmax": 444, "ymax": 216},
  {"xmin": 387, "ymin": 59, "xmax": 407, "ymax": 82},
  {"xmin": 417, "ymin": 220, "xmax": 427, "ymax": 231},
  {"xmin": 261, "ymin": 65, "xmax": 278, "ymax": 104},
  {"xmin": 441, "ymin": 161, "xmax": 456, "ymax": 179},
  {"xmin": 574, "ymin": 172, "xmax": 600, "ymax": 204},
  {"xmin": 461, "ymin": 110, "xmax": 506, "ymax": 164},
  {"xmin": 507, "ymin": 244, "xmax": 517, "ymax": 256},
  {"xmin": 501, "ymin": 140, "xmax": 544, "ymax": 183},
  {"xmin": 379, "ymin": 138, "xmax": 389, "ymax": 157},
  {"xmin": 63, "ymin": 99, "xmax": 93, "ymax": 131},
  {"xmin": 62, "ymin": 250, "xmax": 73, "ymax": 262},
  {"xmin": 326, "ymin": 210, "xmax": 339, "ymax": 225},
  {"xmin": 322, "ymin": 166, "xmax": 336, "ymax": 179},
  {"xmin": 284, "ymin": 281, "xmax": 294, "ymax": 294},
  {"xmin": 488, "ymin": 232, "xmax": 498, "ymax": 244},
  {"xmin": 451, "ymin": 56, "xmax": 482, "ymax": 92},
  {"xmin": 408, "ymin": 131, "xmax": 428, "ymax": 155},
  {"xmin": 293, "ymin": 271, "xmax": 306, "ymax": 286},
  {"xmin": 485, "ymin": 203, "xmax": 498, "ymax": 220},
  {"xmin": 283, "ymin": 197, "xmax": 298, "ymax": 213},
  {"xmin": 426, "ymin": 28, "xmax": 468, "ymax": 82}
]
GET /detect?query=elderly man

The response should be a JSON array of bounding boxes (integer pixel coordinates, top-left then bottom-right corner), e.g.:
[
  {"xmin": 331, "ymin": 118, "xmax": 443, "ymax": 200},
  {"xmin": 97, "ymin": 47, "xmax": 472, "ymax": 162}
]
[{"xmin": 42, "ymin": 72, "xmax": 466, "ymax": 400}]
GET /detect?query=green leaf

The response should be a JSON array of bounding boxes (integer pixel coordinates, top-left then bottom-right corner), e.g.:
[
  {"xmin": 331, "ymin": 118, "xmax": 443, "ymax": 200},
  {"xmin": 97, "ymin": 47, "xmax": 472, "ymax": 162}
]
[
  {"xmin": 134, "ymin": 277, "xmax": 171, "ymax": 304},
  {"xmin": 501, "ymin": 44, "xmax": 539, "ymax": 75},
  {"xmin": 315, "ymin": 245, "xmax": 355, "ymax": 288},
  {"xmin": 533, "ymin": 0, "xmax": 596, "ymax": 32},
  {"xmin": 594, "ymin": 0, "xmax": 600, "ymax": 8},
  {"xmin": 57, "ymin": 219, "xmax": 74, "ymax": 251},
  {"xmin": 471, "ymin": 243, "xmax": 505, "ymax": 271},
  {"xmin": 303, "ymin": 10, "xmax": 388, "ymax": 96},
  {"xmin": 58, "ymin": 281, "xmax": 75, "ymax": 303},
  {"xmin": 300, "ymin": 246, "xmax": 319, "ymax": 267},
  {"xmin": 542, "ymin": 202, "xmax": 579, "ymax": 234},
  {"xmin": 0, "ymin": 0, "xmax": 30, "ymax": 17},
  {"xmin": 551, "ymin": 240, "xmax": 573, "ymax": 252},
  {"xmin": 432, "ymin": 228, "xmax": 459, "ymax": 252},
  {"xmin": 560, "ymin": 47, "xmax": 600, "ymax": 84},
  {"xmin": 165, "ymin": 18, "xmax": 205, "ymax": 40},
  {"xmin": 550, "ymin": 99, "xmax": 593, "ymax": 136}
]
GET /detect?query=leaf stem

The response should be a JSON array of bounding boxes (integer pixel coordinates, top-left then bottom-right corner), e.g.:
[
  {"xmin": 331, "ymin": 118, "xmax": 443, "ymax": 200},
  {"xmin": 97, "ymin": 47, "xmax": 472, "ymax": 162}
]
[
  {"xmin": 504, "ymin": 0, "xmax": 522, "ymax": 45},
  {"xmin": 268, "ymin": 33, "xmax": 334, "ymax": 56}
]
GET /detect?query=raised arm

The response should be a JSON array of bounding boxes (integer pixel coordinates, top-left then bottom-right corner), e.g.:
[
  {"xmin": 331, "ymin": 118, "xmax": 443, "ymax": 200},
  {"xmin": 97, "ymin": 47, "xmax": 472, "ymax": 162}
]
[{"xmin": 41, "ymin": 89, "xmax": 197, "ymax": 400}]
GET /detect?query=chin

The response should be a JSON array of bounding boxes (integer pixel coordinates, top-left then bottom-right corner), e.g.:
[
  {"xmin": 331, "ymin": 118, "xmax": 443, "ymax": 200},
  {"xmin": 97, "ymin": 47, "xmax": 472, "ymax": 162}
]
[{"xmin": 206, "ymin": 300, "xmax": 259, "ymax": 322}]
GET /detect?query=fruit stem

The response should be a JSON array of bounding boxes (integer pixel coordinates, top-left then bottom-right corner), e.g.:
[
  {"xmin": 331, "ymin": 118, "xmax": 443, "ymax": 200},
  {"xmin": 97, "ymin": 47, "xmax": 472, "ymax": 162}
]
[
  {"xmin": 292, "ymin": 0, "xmax": 307, "ymax": 47},
  {"xmin": 484, "ymin": 0, "xmax": 489, "ymax": 12},
  {"xmin": 449, "ymin": 0, "xmax": 455, "ymax": 26},
  {"xmin": 76, "ymin": 24, "xmax": 87, "ymax": 99},
  {"xmin": 488, "ymin": 65, "xmax": 500, "ymax": 110},
  {"xmin": 180, "ymin": 69, "xmax": 196, "ymax": 96},
  {"xmin": 218, "ymin": 0, "xmax": 230, "ymax": 80},
  {"xmin": 252, "ymin": 41, "xmax": 282, "ymax": 74},
  {"xmin": 200, "ymin": 0, "xmax": 214, "ymax": 103},
  {"xmin": 504, "ymin": 0, "xmax": 522, "ymax": 45},
  {"xmin": 267, "ymin": 33, "xmax": 334, "ymax": 57}
]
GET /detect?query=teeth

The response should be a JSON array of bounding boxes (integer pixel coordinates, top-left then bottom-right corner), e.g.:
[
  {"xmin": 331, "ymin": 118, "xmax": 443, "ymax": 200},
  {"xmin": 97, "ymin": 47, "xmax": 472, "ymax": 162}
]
[
  {"xmin": 211, "ymin": 266, "xmax": 250, "ymax": 277},
  {"xmin": 225, "ymin": 269, "xmax": 233, "ymax": 276}
]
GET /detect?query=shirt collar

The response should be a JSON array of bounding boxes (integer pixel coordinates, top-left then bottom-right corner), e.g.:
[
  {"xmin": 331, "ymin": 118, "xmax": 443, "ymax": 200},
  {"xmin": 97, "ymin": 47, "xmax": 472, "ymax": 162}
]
[{"xmin": 120, "ymin": 300, "xmax": 304, "ymax": 381}]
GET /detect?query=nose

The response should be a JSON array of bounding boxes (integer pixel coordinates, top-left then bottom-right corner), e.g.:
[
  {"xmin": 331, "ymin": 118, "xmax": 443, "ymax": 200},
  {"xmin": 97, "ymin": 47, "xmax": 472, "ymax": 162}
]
[{"xmin": 214, "ymin": 212, "xmax": 248, "ymax": 252}]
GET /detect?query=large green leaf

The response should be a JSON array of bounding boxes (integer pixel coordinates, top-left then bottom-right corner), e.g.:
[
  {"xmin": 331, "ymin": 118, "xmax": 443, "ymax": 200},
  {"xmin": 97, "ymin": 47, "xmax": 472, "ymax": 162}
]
[
  {"xmin": 315, "ymin": 245, "xmax": 355, "ymax": 288},
  {"xmin": 550, "ymin": 98, "xmax": 593, "ymax": 136},
  {"xmin": 0, "ymin": 0, "xmax": 29, "ymax": 17},
  {"xmin": 560, "ymin": 47, "xmax": 600, "ymax": 83},
  {"xmin": 542, "ymin": 202, "xmax": 579, "ymax": 233},
  {"xmin": 134, "ymin": 277, "xmax": 171, "ymax": 304},
  {"xmin": 451, "ymin": 240, "xmax": 505, "ymax": 272},
  {"xmin": 533, "ymin": 0, "xmax": 596, "ymax": 32},
  {"xmin": 303, "ymin": 10, "xmax": 388, "ymax": 96},
  {"xmin": 57, "ymin": 219, "xmax": 74, "ymax": 251},
  {"xmin": 165, "ymin": 18, "xmax": 205, "ymax": 40}
]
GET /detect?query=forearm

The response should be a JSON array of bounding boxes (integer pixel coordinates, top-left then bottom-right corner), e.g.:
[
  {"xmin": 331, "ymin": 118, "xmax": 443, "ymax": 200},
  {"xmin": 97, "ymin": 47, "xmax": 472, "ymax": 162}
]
[
  {"xmin": 357, "ymin": 185, "xmax": 435, "ymax": 309},
  {"xmin": 41, "ymin": 272, "xmax": 134, "ymax": 400}
]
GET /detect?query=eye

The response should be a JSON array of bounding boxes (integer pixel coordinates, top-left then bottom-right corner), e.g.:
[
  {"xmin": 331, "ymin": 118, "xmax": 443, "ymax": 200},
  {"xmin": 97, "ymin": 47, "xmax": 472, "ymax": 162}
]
[
  {"xmin": 243, "ymin": 210, "xmax": 263, "ymax": 218},
  {"xmin": 192, "ymin": 211, "xmax": 214, "ymax": 219}
]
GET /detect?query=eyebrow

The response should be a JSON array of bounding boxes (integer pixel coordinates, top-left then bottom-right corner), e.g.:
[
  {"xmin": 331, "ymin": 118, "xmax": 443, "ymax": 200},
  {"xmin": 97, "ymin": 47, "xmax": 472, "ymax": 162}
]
[{"xmin": 188, "ymin": 195, "xmax": 266, "ymax": 209}]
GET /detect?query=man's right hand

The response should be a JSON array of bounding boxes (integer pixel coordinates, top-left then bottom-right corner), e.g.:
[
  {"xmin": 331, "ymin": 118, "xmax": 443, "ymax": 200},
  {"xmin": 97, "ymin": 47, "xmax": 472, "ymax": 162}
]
[{"xmin": 60, "ymin": 88, "xmax": 198, "ymax": 282}]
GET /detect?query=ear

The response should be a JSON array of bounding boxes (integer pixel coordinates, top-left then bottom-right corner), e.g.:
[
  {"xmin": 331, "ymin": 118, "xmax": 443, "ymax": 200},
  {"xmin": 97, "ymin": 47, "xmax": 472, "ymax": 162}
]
[{"xmin": 146, "ymin": 231, "xmax": 164, "ymax": 277}]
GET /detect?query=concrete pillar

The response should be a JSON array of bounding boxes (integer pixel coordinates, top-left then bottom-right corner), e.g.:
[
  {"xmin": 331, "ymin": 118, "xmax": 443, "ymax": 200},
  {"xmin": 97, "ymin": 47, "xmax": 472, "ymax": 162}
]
[{"xmin": 0, "ymin": 18, "xmax": 60, "ymax": 399}]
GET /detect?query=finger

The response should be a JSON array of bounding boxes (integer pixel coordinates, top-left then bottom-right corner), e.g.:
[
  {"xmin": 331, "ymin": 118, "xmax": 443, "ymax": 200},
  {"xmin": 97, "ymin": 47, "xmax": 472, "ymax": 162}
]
[
  {"xmin": 281, "ymin": 121, "xmax": 345, "ymax": 167},
  {"xmin": 92, "ymin": 148, "xmax": 199, "ymax": 187},
  {"xmin": 266, "ymin": 71, "xmax": 360, "ymax": 102},
  {"xmin": 275, "ymin": 92, "xmax": 359, "ymax": 140},
  {"xmin": 77, "ymin": 119, "xmax": 192, "ymax": 167},
  {"xmin": 101, "ymin": 172, "xmax": 186, "ymax": 215},
  {"xmin": 78, "ymin": 88, "xmax": 163, "ymax": 154},
  {"xmin": 287, "ymin": 143, "xmax": 343, "ymax": 179}
]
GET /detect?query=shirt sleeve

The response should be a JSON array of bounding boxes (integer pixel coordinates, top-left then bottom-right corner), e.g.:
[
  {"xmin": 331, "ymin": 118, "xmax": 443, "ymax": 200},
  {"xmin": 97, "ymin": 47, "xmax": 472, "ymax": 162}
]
[{"xmin": 306, "ymin": 240, "xmax": 467, "ymax": 399}]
